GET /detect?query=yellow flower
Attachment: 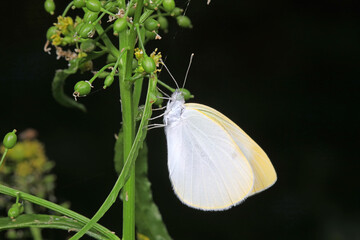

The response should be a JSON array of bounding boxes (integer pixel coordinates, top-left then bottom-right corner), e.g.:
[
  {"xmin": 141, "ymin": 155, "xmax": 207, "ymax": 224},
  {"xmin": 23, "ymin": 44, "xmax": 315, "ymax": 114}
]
[
  {"xmin": 51, "ymin": 33, "xmax": 62, "ymax": 46},
  {"xmin": 55, "ymin": 16, "xmax": 74, "ymax": 35},
  {"xmin": 134, "ymin": 48, "xmax": 144, "ymax": 60},
  {"xmin": 15, "ymin": 161, "xmax": 33, "ymax": 177}
]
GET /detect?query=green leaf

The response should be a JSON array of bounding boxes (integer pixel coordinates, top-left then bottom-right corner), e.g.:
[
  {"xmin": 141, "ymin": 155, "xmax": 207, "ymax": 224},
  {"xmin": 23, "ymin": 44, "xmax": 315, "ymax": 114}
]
[
  {"xmin": 52, "ymin": 59, "xmax": 86, "ymax": 112},
  {"xmin": 0, "ymin": 214, "xmax": 107, "ymax": 240},
  {"xmin": 135, "ymin": 143, "xmax": 172, "ymax": 240}
]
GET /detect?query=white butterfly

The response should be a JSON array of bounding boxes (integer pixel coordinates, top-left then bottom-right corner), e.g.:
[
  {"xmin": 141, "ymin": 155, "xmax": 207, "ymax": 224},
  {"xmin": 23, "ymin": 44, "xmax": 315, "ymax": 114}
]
[{"xmin": 163, "ymin": 90, "xmax": 277, "ymax": 211}]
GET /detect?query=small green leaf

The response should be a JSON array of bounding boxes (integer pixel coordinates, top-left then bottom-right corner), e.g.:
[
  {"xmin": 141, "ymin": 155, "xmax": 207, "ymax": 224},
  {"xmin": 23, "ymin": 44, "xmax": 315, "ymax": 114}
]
[{"xmin": 52, "ymin": 60, "xmax": 86, "ymax": 112}]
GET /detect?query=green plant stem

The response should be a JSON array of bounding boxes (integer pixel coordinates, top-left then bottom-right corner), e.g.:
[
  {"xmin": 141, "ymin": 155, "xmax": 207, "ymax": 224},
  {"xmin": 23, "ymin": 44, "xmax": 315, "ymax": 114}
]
[
  {"xmin": 89, "ymin": 63, "xmax": 115, "ymax": 84},
  {"xmin": 94, "ymin": 24, "xmax": 119, "ymax": 58},
  {"xmin": 67, "ymin": 69, "xmax": 155, "ymax": 240},
  {"xmin": 157, "ymin": 79, "xmax": 175, "ymax": 92},
  {"xmin": 0, "ymin": 148, "xmax": 9, "ymax": 169},
  {"xmin": 0, "ymin": 185, "xmax": 119, "ymax": 240},
  {"xmin": 121, "ymin": 2, "xmax": 144, "ymax": 239},
  {"xmin": 25, "ymin": 202, "xmax": 43, "ymax": 240},
  {"xmin": 62, "ymin": 1, "xmax": 74, "ymax": 17}
]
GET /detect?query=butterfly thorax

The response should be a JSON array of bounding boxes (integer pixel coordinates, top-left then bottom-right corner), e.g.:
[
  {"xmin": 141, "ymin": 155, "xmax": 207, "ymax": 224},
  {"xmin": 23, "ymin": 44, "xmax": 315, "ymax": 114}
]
[{"xmin": 164, "ymin": 90, "xmax": 185, "ymax": 127}]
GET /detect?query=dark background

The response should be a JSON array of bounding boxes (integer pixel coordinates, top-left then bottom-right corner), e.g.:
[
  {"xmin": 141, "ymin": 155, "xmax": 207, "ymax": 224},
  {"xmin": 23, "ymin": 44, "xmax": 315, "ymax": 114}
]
[{"xmin": 1, "ymin": 0, "xmax": 360, "ymax": 239}]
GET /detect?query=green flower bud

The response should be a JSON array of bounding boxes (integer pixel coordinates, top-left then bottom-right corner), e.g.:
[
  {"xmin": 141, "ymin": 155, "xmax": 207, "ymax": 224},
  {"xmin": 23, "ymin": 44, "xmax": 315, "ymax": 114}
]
[
  {"xmin": 73, "ymin": 0, "xmax": 86, "ymax": 8},
  {"xmin": 80, "ymin": 39, "xmax": 96, "ymax": 52},
  {"xmin": 79, "ymin": 23, "xmax": 95, "ymax": 38},
  {"xmin": 3, "ymin": 130, "xmax": 17, "ymax": 149},
  {"xmin": 86, "ymin": 0, "xmax": 102, "ymax": 12},
  {"xmin": 177, "ymin": 15, "xmax": 193, "ymax": 28},
  {"xmin": 162, "ymin": 0, "xmax": 175, "ymax": 12},
  {"xmin": 113, "ymin": 18, "xmax": 127, "ymax": 35},
  {"xmin": 46, "ymin": 26, "xmax": 58, "ymax": 40},
  {"xmin": 144, "ymin": 18, "xmax": 160, "ymax": 31},
  {"xmin": 44, "ymin": 0, "xmax": 56, "ymax": 15},
  {"xmin": 74, "ymin": 81, "xmax": 92, "ymax": 96},
  {"xmin": 142, "ymin": 56, "xmax": 156, "ymax": 73},
  {"xmin": 103, "ymin": 75, "xmax": 114, "ymax": 89}
]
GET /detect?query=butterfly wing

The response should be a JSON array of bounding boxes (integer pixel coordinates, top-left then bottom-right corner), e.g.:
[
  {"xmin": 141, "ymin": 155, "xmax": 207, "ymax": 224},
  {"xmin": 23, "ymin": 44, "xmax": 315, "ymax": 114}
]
[
  {"xmin": 186, "ymin": 103, "xmax": 277, "ymax": 195},
  {"xmin": 165, "ymin": 107, "xmax": 254, "ymax": 211}
]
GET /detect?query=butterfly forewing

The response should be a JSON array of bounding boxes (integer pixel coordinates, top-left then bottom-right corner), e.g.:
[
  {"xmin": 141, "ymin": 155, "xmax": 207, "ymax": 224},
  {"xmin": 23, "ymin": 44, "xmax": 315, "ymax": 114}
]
[
  {"xmin": 165, "ymin": 106, "xmax": 254, "ymax": 210},
  {"xmin": 186, "ymin": 103, "xmax": 277, "ymax": 195}
]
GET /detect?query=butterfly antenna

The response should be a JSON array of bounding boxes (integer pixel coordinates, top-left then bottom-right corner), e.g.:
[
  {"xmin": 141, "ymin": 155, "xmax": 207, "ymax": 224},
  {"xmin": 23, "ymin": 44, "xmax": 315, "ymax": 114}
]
[
  {"xmin": 182, "ymin": 53, "xmax": 194, "ymax": 89},
  {"xmin": 160, "ymin": 59, "xmax": 180, "ymax": 89},
  {"xmin": 157, "ymin": 86, "xmax": 170, "ymax": 98}
]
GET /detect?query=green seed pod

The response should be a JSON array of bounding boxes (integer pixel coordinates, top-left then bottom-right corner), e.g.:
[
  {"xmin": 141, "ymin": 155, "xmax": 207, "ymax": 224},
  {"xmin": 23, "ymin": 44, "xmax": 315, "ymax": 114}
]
[
  {"xmin": 79, "ymin": 23, "xmax": 95, "ymax": 38},
  {"xmin": 177, "ymin": 15, "xmax": 193, "ymax": 28},
  {"xmin": 83, "ymin": 10, "xmax": 99, "ymax": 23},
  {"xmin": 80, "ymin": 39, "xmax": 96, "ymax": 52},
  {"xmin": 8, "ymin": 203, "xmax": 24, "ymax": 219},
  {"xmin": 75, "ymin": 22, "xmax": 84, "ymax": 35},
  {"xmin": 144, "ymin": 18, "xmax": 160, "ymax": 31},
  {"xmin": 179, "ymin": 88, "xmax": 194, "ymax": 100},
  {"xmin": 44, "ymin": 0, "xmax": 55, "ymax": 15},
  {"xmin": 154, "ymin": 90, "xmax": 164, "ymax": 106},
  {"xmin": 142, "ymin": 56, "xmax": 156, "ymax": 73},
  {"xmin": 171, "ymin": 7, "xmax": 183, "ymax": 17},
  {"xmin": 145, "ymin": 30, "xmax": 157, "ymax": 40},
  {"xmin": 132, "ymin": 58, "xmax": 138, "ymax": 71},
  {"xmin": 46, "ymin": 26, "xmax": 58, "ymax": 40},
  {"xmin": 103, "ymin": 75, "xmax": 114, "ymax": 89},
  {"xmin": 157, "ymin": 16, "xmax": 169, "ymax": 32},
  {"xmin": 86, "ymin": 0, "xmax": 102, "ymax": 12},
  {"xmin": 113, "ymin": 18, "xmax": 127, "ymax": 35},
  {"xmin": 162, "ymin": 0, "xmax": 175, "ymax": 12},
  {"xmin": 104, "ymin": 1, "xmax": 118, "ymax": 13},
  {"xmin": 3, "ymin": 130, "xmax": 17, "ymax": 149},
  {"xmin": 73, "ymin": 0, "xmax": 86, "ymax": 8},
  {"xmin": 74, "ymin": 81, "xmax": 92, "ymax": 96}
]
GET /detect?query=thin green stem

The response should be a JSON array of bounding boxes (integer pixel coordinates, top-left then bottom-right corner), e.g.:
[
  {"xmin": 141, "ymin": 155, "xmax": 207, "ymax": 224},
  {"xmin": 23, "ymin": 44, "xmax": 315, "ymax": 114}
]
[
  {"xmin": 157, "ymin": 79, "xmax": 175, "ymax": 92},
  {"xmin": 89, "ymin": 63, "xmax": 115, "ymax": 84},
  {"xmin": 25, "ymin": 202, "xmax": 43, "ymax": 240},
  {"xmin": 0, "ymin": 148, "xmax": 8, "ymax": 169},
  {"xmin": 94, "ymin": 24, "xmax": 119, "ymax": 58},
  {"xmin": 0, "ymin": 185, "xmax": 119, "ymax": 240},
  {"xmin": 62, "ymin": 1, "xmax": 74, "ymax": 17}
]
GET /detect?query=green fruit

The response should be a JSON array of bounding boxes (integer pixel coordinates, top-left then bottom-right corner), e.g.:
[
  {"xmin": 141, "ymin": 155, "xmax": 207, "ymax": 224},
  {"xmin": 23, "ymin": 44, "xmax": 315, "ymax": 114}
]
[
  {"xmin": 73, "ymin": 0, "xmax": 86, "ymax": 8},
  {"xmin": 86, "ymin": 0, "xmax": 102, "ymax": 12},
  {"xmin": 142, "ymin": 56, "xmax": 156, "ymax": 73},
  {"xmin": 177, "ymin": 15, "xmax": 192, "ymax": 28},
  {"xmin": 113, "ymin": 18, "xmax": 127, "ymax": 35},
  {"xmin": 83, "ymin": 10, "xmax": 99, "ymax": 23},
  {"xmin": 74, "ymin": 81, "xmax": 92, "ymax": 96},
  {"xmin": 154, "ymin": 90, "xmax": 163, "ymax": 106},
  {"xmin": 132, "ymin": 58, "xmax": 138, "ymax": 70},
  {"xmin": 46, "ymin": 26, "xmax": 58, "ymax": 40},
  {"xmin": 157, "ymin": 16, "xmax": 168, "ymax": 31},
  {"xmin": 104, "ymin": 1, "xmax": 118, "ymax": 13},
  {"xmin": 80, "ymin": 39, "xmax": 96, "ymax": 52},
  {"xmin": 162, "ymin": 0, "xmax": 175, "ymax": 12},
  {"xmin": 79, "ymin": 23, "xmax": 95, "ymax": 38},
  {"xmin": 44, "ymin": 0, "xmax": 55, "ymax": 15},
  {"xmin": 145, "ymin": 30, "xmax": 157, "ymax": 40},
  {"xmin": 8, "ymin": 203, "xmax": 24, "ymax": 219},
  {"xmin": 144, "ymin": 18, "xmax": 160, "ymax": 31},
  {"xmin": 171, "ymin": 7, "xmax": 183, "ymax": 17},
  {"xmin": 103, "ymin": 75, "xmax": 114, "ymax": 89},
  {"xmin": 3, "ymin": 131, "xmax": 17, "ymax": 149}
]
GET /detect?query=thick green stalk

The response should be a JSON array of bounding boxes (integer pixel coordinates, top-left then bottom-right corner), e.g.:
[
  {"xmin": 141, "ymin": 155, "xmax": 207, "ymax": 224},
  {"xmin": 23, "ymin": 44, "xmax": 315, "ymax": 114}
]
[{"xmin": 120, "ymin": 1, "xmax": 144, "ymax": 240}]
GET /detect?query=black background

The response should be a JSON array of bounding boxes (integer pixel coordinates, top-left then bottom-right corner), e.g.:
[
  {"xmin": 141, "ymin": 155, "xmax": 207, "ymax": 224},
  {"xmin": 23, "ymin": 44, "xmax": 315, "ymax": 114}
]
[{"xmin": 1, "ymin": 0, "xmax": 360, "ymax": 239}]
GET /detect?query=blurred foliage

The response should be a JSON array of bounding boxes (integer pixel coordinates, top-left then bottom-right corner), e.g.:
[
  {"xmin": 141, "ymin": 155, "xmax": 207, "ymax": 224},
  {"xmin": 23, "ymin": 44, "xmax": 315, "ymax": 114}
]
[{"xmin": 0, "ymin": 129, "xmax": 69, "ymax": 239}]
